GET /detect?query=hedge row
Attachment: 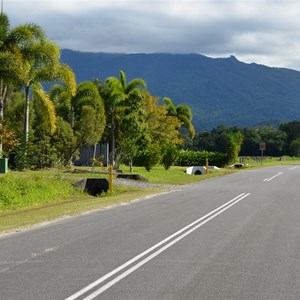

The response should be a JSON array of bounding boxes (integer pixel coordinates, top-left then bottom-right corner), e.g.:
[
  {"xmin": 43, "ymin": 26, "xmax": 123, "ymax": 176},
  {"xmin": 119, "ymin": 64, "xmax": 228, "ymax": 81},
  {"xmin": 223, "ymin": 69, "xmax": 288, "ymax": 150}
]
[{"xmin": 175, "ymin": 150, "xmax": 227, "ymax": 167}]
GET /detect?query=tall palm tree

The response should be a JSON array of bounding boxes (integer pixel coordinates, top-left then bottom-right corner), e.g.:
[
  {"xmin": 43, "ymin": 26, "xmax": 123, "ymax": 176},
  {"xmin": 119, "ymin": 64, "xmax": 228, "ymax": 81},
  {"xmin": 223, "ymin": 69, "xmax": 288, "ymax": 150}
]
[
  {"xmin": 0, "ymin": 13, "xmax": 76, "ymax": 161},
  {"xmin": 11, "ymin": 27, "xmax": 76, "ymax": 143},
  {"xmin": 100, "ymin": 70, "xmax": 146, "ymax": 166},
  {"xmin": 163, "ymin": 97, "xmax": 195, "ymax": 139},
  {"xmin": 72, "ymin": 81, "xmax": 106, "ymax": 146},
  {"xmin": 0, "ymin": 13, "xmax": 34, "ymax": 157}
]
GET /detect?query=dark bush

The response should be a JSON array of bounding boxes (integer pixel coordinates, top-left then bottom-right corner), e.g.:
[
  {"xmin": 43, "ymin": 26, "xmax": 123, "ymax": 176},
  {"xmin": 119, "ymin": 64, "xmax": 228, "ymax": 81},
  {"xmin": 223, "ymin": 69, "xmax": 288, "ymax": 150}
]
[{"xmin": 175, "ymin": 150, "xmax": 227, "ymax": 167}]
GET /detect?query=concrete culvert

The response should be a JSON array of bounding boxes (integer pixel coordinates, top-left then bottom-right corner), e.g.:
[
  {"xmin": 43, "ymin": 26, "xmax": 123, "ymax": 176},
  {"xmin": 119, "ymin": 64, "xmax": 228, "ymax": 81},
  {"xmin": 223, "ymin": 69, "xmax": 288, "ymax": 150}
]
[{"xmin": 186, "ymin": 166, "xmax": 206, "ymax": 175}]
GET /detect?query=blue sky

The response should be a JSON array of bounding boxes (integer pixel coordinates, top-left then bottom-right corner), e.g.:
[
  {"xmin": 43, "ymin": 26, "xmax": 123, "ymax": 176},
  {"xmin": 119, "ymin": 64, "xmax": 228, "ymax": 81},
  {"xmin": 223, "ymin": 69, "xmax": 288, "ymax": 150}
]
[{"xmin": 6, "ymin": 0, "xmax": 300, "ymax": 70}]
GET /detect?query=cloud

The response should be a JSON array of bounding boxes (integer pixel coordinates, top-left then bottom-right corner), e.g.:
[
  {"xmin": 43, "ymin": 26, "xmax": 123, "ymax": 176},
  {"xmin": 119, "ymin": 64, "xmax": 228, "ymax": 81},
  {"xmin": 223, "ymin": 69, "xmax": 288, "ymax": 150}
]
[{"xmin": 6, "ymin": 0, "xmax": 300, "ymax": 70}]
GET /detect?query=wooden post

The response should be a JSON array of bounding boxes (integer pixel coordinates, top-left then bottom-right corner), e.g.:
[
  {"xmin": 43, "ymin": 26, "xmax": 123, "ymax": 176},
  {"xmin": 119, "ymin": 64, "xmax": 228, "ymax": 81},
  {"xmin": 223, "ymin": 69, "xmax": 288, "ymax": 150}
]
[{"xmin": 108, "ymin": 164, "xmax": 113, "ymax": 192}]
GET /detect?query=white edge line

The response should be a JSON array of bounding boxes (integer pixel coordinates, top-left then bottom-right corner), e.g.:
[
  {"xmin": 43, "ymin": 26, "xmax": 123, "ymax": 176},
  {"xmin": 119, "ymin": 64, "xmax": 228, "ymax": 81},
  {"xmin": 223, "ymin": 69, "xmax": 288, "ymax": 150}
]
[
  {"xmin": 267, "ymin": 172, "xmax": 284, "ymax": 182},
  {"xmin": 65, "ymin": 193, "xmax": 249, "ymax": 300}
]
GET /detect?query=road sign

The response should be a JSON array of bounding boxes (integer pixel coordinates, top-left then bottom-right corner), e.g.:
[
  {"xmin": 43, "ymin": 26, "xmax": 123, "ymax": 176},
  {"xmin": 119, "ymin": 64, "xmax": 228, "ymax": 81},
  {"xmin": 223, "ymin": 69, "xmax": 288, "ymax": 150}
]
[{"xmin": 259, "ymin": 142, "xmax": 266, "ymax": 151}]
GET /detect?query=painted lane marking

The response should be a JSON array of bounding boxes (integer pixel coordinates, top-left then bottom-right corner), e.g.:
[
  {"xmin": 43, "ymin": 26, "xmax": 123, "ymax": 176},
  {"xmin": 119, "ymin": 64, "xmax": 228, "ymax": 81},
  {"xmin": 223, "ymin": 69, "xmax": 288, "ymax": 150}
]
[
  {"xmin": 288, "ymin": 166, "xmax": 298, "ymax": 170},
  {"xmin": 65, "ymin": 193, "xmax": 250, "ymax": 300},
  {"xmin": 264, "ymin": 172, "xmax": 284, "ymax": 182}
]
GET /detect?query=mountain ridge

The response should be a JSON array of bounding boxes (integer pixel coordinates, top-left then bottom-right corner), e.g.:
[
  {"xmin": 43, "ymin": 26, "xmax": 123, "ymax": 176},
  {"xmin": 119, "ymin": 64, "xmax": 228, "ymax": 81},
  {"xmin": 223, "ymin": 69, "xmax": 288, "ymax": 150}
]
[{"xmin": 61, "ymin": 49, "xmax": 300, "ymax": 130}]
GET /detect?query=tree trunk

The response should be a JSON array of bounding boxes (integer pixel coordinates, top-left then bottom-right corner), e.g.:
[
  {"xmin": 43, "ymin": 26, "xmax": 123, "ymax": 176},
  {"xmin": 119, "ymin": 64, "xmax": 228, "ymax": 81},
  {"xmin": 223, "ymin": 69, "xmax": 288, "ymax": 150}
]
[
  {"xmin": 110, "ymin": 109, "xmax": 115, "ymax": 167},
  {"xmin": 24, "ymin": 85, "xmax": 30, "ymax": 144}
]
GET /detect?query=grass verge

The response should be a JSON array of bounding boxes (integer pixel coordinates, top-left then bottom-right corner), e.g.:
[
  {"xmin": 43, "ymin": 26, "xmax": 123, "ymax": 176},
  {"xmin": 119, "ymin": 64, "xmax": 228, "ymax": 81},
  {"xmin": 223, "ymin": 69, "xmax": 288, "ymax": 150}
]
[
  {"xmin": 1, "ymin": 158, "xmax": 299, "ymax": 234},
  {"xmin": 0, "ymin": 186, "xmax": 166, "ymax": 234}
]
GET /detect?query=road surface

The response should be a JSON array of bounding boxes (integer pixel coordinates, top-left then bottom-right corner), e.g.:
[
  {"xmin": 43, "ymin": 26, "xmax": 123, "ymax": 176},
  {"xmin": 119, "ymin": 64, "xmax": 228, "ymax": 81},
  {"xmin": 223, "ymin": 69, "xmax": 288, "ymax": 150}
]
[{"xmin": 1, "ymin": 165, "xmax": 300, "ymax": 299}]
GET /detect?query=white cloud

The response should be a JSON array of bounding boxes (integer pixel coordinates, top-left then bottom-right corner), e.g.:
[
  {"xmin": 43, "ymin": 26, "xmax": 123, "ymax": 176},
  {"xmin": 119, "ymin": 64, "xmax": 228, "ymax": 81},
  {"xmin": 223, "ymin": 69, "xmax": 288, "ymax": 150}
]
[{"xmin": 5, "ymin": 0, "xmax": 300, "ymax": 70}]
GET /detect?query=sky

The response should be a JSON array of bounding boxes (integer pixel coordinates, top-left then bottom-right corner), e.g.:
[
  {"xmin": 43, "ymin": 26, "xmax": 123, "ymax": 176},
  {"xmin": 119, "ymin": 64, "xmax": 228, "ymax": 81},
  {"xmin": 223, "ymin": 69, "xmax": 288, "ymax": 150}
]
[{"xmin": 5, "ymin": 0, "xmax": 300, "ymax": 70}]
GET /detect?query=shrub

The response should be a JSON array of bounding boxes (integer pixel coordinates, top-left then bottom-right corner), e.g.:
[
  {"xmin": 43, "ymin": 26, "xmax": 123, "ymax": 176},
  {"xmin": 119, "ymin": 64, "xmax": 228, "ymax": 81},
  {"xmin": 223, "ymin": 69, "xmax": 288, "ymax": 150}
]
[
  {"xmin": 175, "ymin": 150, "xmax": 227, "ymax": 167},
  {"xmin": 161, "ymin": 144, "xmax": 179, "ymax": 170}
]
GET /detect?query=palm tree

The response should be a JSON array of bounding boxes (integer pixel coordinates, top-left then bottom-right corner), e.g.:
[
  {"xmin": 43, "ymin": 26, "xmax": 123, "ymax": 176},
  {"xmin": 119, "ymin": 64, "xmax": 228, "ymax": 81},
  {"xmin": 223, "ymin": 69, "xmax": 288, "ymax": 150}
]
[
  {"xmin": 100, "ymin": 70, "xmax": 147, "ymax": 166},
  {"xmin": 163, "ymin": 97, "xmax": 195, "ymax": 139},
  {"xmin": 72, "ymin": 81, "xmax": 106, "ymax": 146},
  {"xmin": 21, "ymin": 42, "xmax": 74, "ymax": 141},
  {"xmin": 0, "ymin": 13, "xmax": 37, "ymax": 157}
]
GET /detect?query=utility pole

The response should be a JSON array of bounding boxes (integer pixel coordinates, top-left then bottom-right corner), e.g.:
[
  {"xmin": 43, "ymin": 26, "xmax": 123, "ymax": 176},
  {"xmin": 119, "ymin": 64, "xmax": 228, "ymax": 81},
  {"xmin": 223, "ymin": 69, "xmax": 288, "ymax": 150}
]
[{"xmin": 1, "ymin": 0, "xmax": 3, "ymax": 14}]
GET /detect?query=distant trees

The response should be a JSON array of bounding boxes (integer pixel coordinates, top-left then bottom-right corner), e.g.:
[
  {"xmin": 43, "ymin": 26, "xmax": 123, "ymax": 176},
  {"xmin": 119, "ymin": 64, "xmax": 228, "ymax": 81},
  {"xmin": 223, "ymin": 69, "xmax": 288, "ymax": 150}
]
[
  {"xmin": 279, "ymin": 121, "xmax": 300, "ymax": 155},
  {"xmin": 192, "ymin": 123, "xmax": 300, "ymax": 159}
]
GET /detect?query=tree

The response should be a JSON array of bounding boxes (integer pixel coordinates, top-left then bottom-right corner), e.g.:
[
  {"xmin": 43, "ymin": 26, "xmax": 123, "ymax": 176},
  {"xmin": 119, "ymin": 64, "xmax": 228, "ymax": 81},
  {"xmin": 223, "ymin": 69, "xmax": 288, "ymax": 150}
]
[
  {"xmin": 279, "ymin": 121, "xmax": 300, "ymax": 155},
  {"xmin": 193, "ymin": 125, "xmax": 231, "ymax": 153},
  {"xmin": 51, "ymin": 116, "xmax": 76, "ymax": 166},
  {"xmin": 240, "ymin": 128, "xmax": 262, "ymax": 156},
  {"xmin": 289, "ymin": 138, "xmax": 300, "ymax": 157},
  {"xmin": 100, "ymin": 70, "xmax": 146, "ymax": 166},
  {"xmin": 134, "ymin": 93, "xmax": 183, "ymax": 171},
  {"xmin": 9, "ymin": 22, "xmax": 76, "ymax": 145},
  {"xmin": 65, "ymin": 81, "xmax": 106, "ymax": 164},
  {"xmin": 0, "ymin": 13, "xmax": 31, "ymax": 157},
  {"xmin": 226, "ymin": 131, "xmax": 244, "ymax": 164},
  {"xmin": 258, "ymin": 126, "xmax": 286, "ymax": 156},
  {"xmin": 117, "ymin": 89, "xmax": 147, "ymax": 172},
  {"xmin": 163, "ymin": 97, "xmax": 195, "ymax": 139}
]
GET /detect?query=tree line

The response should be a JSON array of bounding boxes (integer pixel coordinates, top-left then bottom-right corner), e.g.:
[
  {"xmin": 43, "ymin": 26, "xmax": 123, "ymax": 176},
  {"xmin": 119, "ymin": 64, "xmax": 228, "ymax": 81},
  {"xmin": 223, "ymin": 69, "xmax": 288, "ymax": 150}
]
[
  {"xmin": 189, "ymin": 122, "xmax": 300, "ymax": 158},
  {"xmin": 0, "ymin": 13, "xmax": 194, "ymax": 171},
  {"xmin": 1, "ymin": 13, "xmax": 300, "ymax": 172}
]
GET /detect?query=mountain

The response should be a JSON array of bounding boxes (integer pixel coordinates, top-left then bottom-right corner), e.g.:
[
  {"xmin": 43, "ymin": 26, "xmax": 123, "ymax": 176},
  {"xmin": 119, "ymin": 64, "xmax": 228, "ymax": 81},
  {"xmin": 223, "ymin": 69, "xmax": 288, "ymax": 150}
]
[{"xmin": 61, "ymin": 49, "xmax": 300, "ymax": 130}]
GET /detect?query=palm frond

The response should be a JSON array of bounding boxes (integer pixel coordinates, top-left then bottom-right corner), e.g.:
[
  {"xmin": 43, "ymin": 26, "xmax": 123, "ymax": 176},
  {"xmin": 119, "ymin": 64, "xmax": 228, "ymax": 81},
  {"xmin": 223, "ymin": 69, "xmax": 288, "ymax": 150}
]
[
  {"xmin": 125, "ymin": 78, "xmax": 147, "ymax": 94},
  {"xmin": 120, "ymin": 70, "xmax": 126, "ymax": 90},
  {"xmin": 163, "ymin": 97, "xmax": 177, "ymax": 116},
  {"xmin": 58, "ymin": 64, "xmax": 76, "ymax": 96},
  {"xmin": 176, "ymin": 104, "xmax": 193, "ymax": 120},
  {"xmin": 33, "ymin": 87, "xmax": 56, "ymax": 135}
]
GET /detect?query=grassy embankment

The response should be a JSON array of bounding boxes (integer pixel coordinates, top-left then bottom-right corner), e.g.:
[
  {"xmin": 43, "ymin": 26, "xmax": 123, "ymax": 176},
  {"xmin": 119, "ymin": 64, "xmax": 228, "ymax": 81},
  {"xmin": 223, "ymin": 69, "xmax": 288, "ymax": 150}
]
[{"xmin": 0, "ymin": 157, "xmax": 299, "ymax": 233}]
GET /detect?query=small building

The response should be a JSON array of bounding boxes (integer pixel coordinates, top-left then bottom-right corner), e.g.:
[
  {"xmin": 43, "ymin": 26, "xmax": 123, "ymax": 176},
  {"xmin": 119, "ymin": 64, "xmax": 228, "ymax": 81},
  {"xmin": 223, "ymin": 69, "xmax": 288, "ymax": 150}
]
[{"xmin": 74, "ymin": 143, "xmax": 109, "ymax": 166}]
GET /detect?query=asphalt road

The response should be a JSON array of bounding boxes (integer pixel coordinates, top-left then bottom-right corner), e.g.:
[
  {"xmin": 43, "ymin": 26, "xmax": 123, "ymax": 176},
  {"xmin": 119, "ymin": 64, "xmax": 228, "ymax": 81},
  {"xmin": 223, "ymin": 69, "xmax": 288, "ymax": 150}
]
[{"xmin": 1, "ymin": 165, "xmax": 300, "ymax": 299}]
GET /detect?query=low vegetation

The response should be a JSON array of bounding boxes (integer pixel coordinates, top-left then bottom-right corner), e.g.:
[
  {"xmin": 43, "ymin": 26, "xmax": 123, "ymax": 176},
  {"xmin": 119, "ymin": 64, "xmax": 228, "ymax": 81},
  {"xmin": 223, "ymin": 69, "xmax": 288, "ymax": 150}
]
[
  {"xmin": 1, "ymin": 157, "xmax": 300, "ymax": 233},
  {"xmin": 0, "ymin": 165, "xmax": 234, "ymax": 233}
]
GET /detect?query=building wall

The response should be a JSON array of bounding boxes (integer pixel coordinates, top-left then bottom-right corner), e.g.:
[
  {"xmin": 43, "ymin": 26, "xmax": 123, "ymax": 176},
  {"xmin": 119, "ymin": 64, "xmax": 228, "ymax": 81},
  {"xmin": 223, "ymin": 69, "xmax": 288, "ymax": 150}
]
[{"xmin": 74, "ymin": 143, "xmax": 109, "ymax": 166}]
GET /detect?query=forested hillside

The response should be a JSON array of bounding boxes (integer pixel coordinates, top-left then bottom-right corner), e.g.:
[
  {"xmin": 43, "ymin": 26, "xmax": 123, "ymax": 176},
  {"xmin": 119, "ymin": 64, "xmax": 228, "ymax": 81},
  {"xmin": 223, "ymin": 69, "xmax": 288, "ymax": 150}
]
[{"xmin": 61, "ymin": 49, "xmax": 300, "ymax": 130}]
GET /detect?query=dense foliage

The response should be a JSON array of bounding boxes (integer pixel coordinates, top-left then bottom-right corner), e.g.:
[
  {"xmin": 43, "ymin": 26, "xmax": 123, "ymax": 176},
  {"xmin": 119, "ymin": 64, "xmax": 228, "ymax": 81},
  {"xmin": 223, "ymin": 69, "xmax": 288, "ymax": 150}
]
[
  {"xmin": 175, "ymin": 150, "xmax": 227, "ymax": 167},
  {"xmin": 0, "ymin": 13, "xmax": 193, "ymax": 171}
]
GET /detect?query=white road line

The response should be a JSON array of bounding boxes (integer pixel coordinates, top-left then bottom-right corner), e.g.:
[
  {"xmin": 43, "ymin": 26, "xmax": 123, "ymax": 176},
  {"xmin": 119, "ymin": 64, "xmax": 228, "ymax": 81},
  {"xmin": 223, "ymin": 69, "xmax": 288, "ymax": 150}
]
[
  {"xmin": 0, "ymin": 268, "xmax": 9, "ymax": 273},
  {"xmin": 266, "ymin": 172, "xmax": 284, "ymax": 182},
  {"xmin": 288, "ymin": 166, "xmax": 298, "ymax": 170},
  {"xmin": 65, "ymin": 193, "xmax": 250, "ymax": 300}
]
